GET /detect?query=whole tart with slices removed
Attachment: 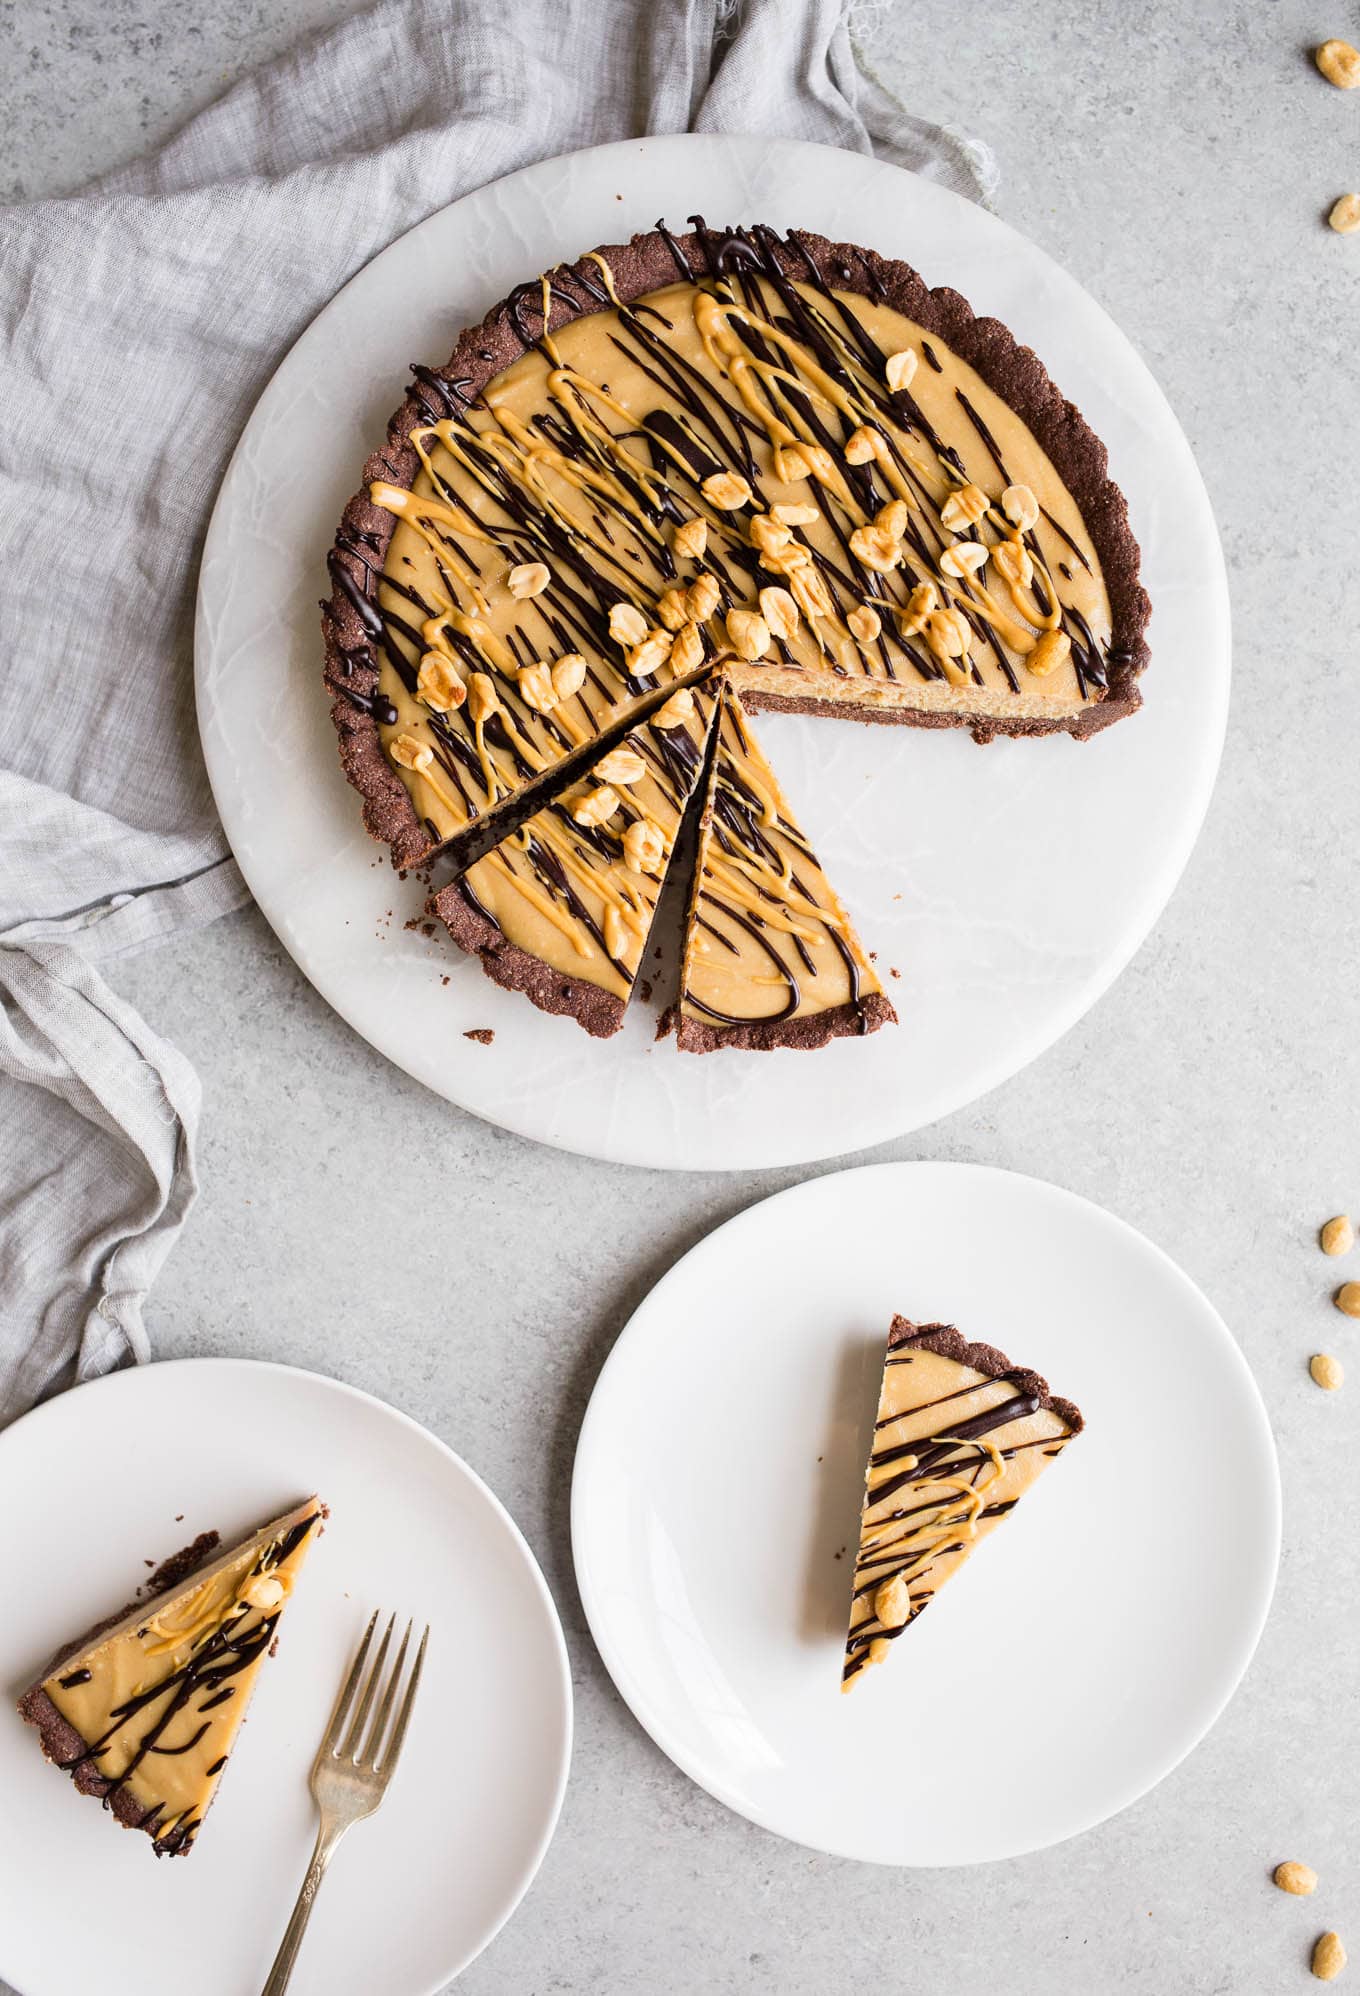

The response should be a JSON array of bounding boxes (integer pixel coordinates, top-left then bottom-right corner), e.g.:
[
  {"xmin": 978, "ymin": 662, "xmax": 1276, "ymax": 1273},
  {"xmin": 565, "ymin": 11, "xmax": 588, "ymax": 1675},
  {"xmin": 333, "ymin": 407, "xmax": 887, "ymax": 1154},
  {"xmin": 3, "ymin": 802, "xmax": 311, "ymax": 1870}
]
[
  {"xmin": 843, "ymin": 1318, "xmax": 1082, "ymax": 1689},
  {"xmin": 17, "ymin": 1498, "xmax": 321, "ymax": 1855},
  {"xmin": 323, "ymin": 220, "xmax": 1149, "ymax": 1042}
]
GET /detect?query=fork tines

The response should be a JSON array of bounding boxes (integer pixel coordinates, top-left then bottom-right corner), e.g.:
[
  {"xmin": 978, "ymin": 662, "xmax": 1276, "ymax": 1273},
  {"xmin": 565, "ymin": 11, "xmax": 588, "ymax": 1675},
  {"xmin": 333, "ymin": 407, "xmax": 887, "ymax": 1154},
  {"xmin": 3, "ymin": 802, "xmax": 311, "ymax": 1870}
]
[{"xmin": 321, "ymin": 1610, "xmax": 429, "ymax": 1781}]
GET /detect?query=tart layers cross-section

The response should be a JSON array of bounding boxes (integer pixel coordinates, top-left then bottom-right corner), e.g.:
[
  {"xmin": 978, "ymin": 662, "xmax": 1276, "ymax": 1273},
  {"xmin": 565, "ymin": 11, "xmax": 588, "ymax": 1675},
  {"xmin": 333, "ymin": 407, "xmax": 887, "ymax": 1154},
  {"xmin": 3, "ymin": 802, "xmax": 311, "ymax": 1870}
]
[
  {"xmin": 324, "ymin": 221, "xmax": 1149, "ymax": 1044},
  {"xmin": 18, "ymin": 1498, "xmax": 322, "ymax": 1855}
]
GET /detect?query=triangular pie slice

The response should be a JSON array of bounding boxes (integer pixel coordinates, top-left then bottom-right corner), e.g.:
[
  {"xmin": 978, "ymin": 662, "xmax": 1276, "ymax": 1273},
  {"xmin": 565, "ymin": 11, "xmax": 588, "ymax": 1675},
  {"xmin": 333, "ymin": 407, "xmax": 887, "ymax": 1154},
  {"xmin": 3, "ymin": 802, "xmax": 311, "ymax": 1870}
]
[
  {"xmin": 18, "ymin": 1497, "xmax": 322, "ymax": 1855},
  {"xmin": 666, "ymin": 681, "xmax": 896, "ymax": 1049},
  {"xmin": 430, "ymin": 679, "xmax": 719, "ymax": 1038},
  {"xmin": 843, "ymin": 1319, "xmax": 1082, "ymax": 1690}
]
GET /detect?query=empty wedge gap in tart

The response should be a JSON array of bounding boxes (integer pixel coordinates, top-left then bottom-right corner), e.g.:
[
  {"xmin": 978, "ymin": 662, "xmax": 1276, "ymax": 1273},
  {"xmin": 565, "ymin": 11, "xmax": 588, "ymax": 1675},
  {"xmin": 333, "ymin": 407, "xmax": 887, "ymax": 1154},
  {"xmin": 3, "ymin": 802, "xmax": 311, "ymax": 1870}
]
[
  {"xmin": 663, "ymin": 680, "xmax": 895, "ymax": 1050},
  {"xmin": 17, "ymin": 1498, "xmax": 322, "ymax": 1855},
  {"xmin": 324, "ymin": 222, "xmax": 1149, "ymax": 876},
  {"xmin": 843, "ymin": 1319, "xmax": 1082, "ymax": 1689},
  {"xmin": 429, "ymin": 679, "xmax": 720, "ymax": 1037}
]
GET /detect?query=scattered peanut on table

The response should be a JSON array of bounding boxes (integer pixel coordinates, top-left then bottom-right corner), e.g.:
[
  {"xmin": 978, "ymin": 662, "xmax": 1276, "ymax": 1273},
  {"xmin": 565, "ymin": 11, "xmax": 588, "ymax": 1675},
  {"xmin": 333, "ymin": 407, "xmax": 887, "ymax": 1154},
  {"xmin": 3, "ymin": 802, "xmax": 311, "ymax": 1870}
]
[
  {"xmin": 1320, "ymin": 1215, "xmax": 1354, "ymax": 1256},
  {"xmin": 1274, "ymin": 1861, "xmax": 1319, "ymax": 1896},
  {"xmin": 1316, "ymin": 38, "xmax": 1360, "ymax": 87},
  {"xmin": 1310, "ymin": 1353, "xmax": 1344, "ymax": 1391},
  {"xmin": 1312, "ymin": 1930, "xmax": 1347, "ymax": 1982}
]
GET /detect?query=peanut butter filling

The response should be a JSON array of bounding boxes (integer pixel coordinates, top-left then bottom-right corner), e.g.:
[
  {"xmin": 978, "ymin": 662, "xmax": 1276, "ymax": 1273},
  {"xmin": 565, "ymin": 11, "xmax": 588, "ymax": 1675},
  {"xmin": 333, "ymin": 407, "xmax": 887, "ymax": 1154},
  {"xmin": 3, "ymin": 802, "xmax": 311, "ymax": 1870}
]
[
  {"xmin": 364, "ymin": 257, "xmax": 1115, "ymax": 848},
  {"xmin": 39, "ymin": 1501, "xmax": 320, "ymax": 1854},
  {"xmin": 676, "ymin": 684, "xmax": 885, "ymax": 1034},
  {"xmin": 447, "ymin": 682, "xmax": 718, "ymax": 1000},
  {"xmin": 844, "ymin": 1337, "xmax": 1078, "ymax": 1689}
]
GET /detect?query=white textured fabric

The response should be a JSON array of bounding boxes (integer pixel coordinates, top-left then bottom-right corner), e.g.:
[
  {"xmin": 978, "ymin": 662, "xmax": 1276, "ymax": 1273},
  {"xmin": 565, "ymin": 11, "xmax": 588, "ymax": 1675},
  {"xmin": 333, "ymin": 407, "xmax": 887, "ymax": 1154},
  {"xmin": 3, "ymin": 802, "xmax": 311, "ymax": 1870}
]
[{"xmin": 0, "ymin": 0, "xmax": 988, "ymax": 1424}]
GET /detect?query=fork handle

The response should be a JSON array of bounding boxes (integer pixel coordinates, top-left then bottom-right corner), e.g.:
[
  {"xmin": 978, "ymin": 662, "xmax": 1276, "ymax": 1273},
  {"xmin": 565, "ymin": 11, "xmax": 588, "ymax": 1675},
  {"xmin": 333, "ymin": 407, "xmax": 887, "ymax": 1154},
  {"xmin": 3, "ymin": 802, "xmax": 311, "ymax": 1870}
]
[{"xmin": 261, "ymin": 1818, "xmax": 350, "ymax": 1996}]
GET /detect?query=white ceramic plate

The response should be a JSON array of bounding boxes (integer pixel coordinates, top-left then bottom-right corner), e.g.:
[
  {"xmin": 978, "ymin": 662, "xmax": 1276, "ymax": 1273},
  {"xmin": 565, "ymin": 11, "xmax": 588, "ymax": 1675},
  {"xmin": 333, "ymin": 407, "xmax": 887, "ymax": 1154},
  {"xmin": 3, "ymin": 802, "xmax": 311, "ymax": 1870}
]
[
  {"xmin": 571, "ymin": 1162, "xmax": 1279, "ymax": 1865},
  {"xmin": 0, "ymin": 1361, "xmax": 571, "ymax": 1996},
  {"xmin": 196, "ymin": 133, "xmax": 1229, "ymax": 1171}
]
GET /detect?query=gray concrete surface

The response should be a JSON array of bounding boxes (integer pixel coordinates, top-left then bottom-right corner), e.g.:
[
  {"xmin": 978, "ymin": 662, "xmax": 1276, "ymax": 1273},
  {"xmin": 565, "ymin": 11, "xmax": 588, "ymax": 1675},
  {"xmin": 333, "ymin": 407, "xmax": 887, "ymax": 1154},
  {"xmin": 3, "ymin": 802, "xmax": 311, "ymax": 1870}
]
[{"xmin": 4, "ymin": 2, "xmax": 1359, "ymax": 1991}]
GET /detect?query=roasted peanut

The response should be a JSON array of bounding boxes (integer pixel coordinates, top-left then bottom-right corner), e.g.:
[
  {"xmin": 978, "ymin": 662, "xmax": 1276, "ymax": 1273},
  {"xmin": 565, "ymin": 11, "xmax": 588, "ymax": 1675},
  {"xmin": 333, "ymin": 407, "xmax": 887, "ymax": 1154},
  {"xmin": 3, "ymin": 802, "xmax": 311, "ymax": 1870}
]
[
  {"xmin": 1317, "ymin": 38, "xmax": 1360, "ymax": 86},
  {"xmin": 701, "ymin": 470, "xmax": 752, "ymax": 511},
  {"xmin": 1026, "ymin": 630, "xmax": 1073, "ymax": 679},
  {"xmin": 1321, "ymin": 1215, "xmax": 1354, "ymax": 1257}
]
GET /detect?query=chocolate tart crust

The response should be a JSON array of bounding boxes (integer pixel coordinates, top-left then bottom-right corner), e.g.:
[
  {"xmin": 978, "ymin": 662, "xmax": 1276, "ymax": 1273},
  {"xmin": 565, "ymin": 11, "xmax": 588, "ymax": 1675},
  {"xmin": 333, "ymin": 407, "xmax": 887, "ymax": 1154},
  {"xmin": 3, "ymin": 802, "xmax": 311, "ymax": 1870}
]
[
  {"xmin": 733, "ymin": 684, "xmax": 1129, "ymax": 743},
  {"xmin": 16, "ymin": 1531, "xmax": 224, "ymax": 1838},
  {"xmin": 430, "ymin": 879, "xmax": 627, "ymax": 1039},
  {"xmin": 889, "ymin": 1315, "xmax": 1085, "ymax": 1433},
  {"xmin": 17, "ymin": 1686, "xmax": 156, "ymax": 1829},
  {"xmin": 324, "ymin": 224, "xmax": 1150, "ymax": 865},
  {"xmin": 659, "ymin": 989, "xmax": 897, "ymax": 1053}
]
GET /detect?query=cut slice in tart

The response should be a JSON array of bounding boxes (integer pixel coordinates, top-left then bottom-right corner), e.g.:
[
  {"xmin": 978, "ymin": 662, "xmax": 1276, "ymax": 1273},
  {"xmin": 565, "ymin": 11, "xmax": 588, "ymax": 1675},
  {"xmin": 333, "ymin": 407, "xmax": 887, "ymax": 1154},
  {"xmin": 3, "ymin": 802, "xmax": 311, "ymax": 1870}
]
[
  {"xmin": 665, "ymin": 682, "xmax": 895, "ymax": 1050},
  {"xmin": 18, "ymin": 1498, "xmax": 322, "ymax": 1855},
  {"xmin": 843, "ymin": 1319, "xmax": 1081, "ymax": 1690},
  {"xmin": 429, "ymin": 680, "xmax": 719, "ymax": 1038},
  {"xmin": 328, "ymin": 487, "xmax": 712, "ymax": 872}
]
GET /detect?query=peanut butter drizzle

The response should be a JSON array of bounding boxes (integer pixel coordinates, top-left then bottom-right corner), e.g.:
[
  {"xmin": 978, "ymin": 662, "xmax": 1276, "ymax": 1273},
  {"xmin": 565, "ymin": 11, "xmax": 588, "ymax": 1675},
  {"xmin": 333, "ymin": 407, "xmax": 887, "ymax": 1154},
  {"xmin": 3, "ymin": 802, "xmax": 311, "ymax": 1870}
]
[
  {"xmin": 40, "ymin": 1501, "xmax": 320, "ymax": 1854},
  {"xmin": 843, "ymin": 1340, "xmax": 1078, "ymax": 1689},
  {"xmin": 359, "ymin": 247, "xmax": 1115, "ymax": 850},
  {"xmin": 677, "ymin": 684, "xmax": 883, "ymax": 1031},
  {"xmin": 448, "ymin": 685, "xmax": 718, "ymax": 1000}
]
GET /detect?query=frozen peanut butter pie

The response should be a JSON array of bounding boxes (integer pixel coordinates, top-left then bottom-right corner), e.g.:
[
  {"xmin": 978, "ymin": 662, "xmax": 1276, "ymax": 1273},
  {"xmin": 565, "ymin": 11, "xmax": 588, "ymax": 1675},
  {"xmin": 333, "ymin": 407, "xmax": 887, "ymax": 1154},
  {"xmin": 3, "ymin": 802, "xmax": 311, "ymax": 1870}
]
[
  {"xmin": 430, "ymin": 681, "xmax": 718, "ymax": 1036},
  {"xmin": 664, "ymin": 681, "xmax": 894, "ymax": 1050},
  {"xmin": 18, "ymin": 1498, "xmax": 322, "ymax": 1855},
  {"xmin": 325, "ymin": 220, "xmax": 1148, "ymax": 1039},
  {"xmin": 843, "ymin": 1320, "xmax": 1081, "ymax": 1689}
]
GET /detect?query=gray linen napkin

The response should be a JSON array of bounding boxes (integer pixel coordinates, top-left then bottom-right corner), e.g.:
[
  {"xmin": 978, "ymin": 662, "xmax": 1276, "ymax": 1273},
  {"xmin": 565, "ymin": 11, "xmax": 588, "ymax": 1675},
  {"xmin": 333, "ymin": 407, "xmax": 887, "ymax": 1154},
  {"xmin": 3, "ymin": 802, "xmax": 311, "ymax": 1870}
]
[{"xmin": 0, "ymin": 0, "xmax": 993, "ymax": 1425}]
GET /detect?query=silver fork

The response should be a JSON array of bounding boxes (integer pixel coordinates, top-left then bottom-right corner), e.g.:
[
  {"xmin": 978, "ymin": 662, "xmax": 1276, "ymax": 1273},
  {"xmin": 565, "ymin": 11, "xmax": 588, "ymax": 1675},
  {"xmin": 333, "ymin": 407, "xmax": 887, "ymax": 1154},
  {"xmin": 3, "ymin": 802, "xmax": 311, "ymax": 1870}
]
[{"xmin": 261, "ymin": 1610, "xmax": 430, "ymax": 1996}]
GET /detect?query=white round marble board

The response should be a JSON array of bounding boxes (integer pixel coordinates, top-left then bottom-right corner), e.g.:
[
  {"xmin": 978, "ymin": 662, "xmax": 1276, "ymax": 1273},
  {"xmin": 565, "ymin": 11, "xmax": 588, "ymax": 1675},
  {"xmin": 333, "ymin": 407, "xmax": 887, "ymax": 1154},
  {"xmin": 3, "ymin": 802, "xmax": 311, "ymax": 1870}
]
[
  {"xmin": 0, "ymin": 1360, "xmax": 572, "ymax": 1996},
  {"xmin": 571, "ymin": 1162, "xmax": 1280, "ymax": 1866},
  {"xmin": 195, "ymin": 133, "xmax": 1230, "ymax": 1171}
]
